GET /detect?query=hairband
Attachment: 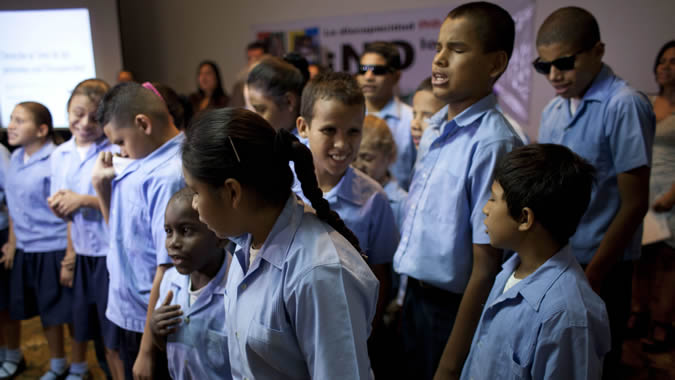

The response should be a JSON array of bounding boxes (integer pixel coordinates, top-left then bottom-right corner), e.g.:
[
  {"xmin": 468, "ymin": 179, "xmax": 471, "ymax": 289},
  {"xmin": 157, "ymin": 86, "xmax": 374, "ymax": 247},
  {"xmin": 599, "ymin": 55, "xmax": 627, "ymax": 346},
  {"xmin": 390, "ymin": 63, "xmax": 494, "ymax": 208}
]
[{"xmin": 142, "ymin": 82, "xmax": 164, "ymax": 102}]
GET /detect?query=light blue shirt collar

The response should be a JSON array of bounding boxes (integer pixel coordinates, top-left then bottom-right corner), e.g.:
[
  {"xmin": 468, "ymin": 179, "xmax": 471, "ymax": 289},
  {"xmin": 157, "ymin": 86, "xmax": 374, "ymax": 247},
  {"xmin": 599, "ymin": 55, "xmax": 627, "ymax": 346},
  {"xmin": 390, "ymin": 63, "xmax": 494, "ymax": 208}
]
[
  {"xmin": 498, "ymin": 246, "xmax": 575, "ymax": 312},
  {"xmin": 236, "ymin": 195, "xmax": 303, "ymax": 272},
  {"xmin": 429, "ymin": 93, "xmax": 499, "ymax": 132},
  {"xmin": 16, "ymin": 141, "xmax": 56, "ymax": 166},
  {"xmin": 169, "ymin": 252, "xmax": 228, "ymax": 315},
  {"xmin": 323, "ymin": 167, "xmax": 371, "ymax": 206},
  {"xmin": 376, "ymin": 97, "xmax": 404, "ymax": 121}
]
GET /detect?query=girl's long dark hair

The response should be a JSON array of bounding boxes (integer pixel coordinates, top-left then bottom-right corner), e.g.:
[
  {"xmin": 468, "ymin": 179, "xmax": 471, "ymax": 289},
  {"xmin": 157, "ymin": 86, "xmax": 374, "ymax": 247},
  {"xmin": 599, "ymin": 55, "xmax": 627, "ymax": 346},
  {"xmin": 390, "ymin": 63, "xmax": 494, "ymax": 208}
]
[{"xmin": 182, "ymin": 107, "xmax": 362, "ymax": 253}]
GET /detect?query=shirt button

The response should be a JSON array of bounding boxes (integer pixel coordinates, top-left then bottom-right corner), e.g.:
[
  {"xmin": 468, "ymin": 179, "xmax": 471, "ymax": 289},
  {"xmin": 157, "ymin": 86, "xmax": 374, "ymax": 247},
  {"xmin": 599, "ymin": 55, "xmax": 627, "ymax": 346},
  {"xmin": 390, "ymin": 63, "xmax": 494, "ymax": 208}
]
[
  {"xmin": 185, "ymin": 316, "xmax": 190, "ymax": 324},
  {"xmin": 241, "ymin": 283, "xmax": 247, "ymax": 290}
]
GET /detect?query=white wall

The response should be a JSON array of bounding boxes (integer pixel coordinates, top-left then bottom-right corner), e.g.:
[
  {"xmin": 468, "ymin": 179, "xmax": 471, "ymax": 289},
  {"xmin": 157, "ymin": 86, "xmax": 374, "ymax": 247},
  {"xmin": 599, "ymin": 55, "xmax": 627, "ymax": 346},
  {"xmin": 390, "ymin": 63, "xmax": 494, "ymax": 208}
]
[{"xmin": 119, "ymin": 0, "xmax": 674, "ymax": 139}]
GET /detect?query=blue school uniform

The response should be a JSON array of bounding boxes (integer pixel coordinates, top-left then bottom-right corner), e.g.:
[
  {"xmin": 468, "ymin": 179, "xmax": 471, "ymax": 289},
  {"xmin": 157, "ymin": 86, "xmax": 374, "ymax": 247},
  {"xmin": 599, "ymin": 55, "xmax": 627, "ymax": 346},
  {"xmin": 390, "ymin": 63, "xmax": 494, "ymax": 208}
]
[
  {"xmin": 6, "ymin": 143, "xmax": 67, "ymax": 252},
  {"xmin": 369, "ymin": 98, "xmax": 416, "ymax": 190},
  {"xmin": 460, "ymin": 247, "xmax": 611, "ymax": 380},
  {"xmin": 157, "ymin": 254, "xmax": 231, "ymax": 380},
  {"xmin": 297, "ymin": 167, "xmax": 399, "ymax": 265},
  {"xmin": 6, "ymin": 142, "xmax": 71, "ymax": 325},
  {"xmin": 50, "ymin": 136, "xmax": 120, "ymax": 348},
  {"xmin": 538, "ymin": 65, "xmax": 655, "ymax": 264},
  {"xmin": 106, "ymin": 133, "xmax": 185, "ymax": 333},
  {"xmin": 0, "ymin": 144, "xmax": 11, "ymax": 312},
  {"xmin": 50, "ymin": 137, "xmax": 117, "ymax": 256},
  {"xmin": 394, "ymin": 94, "xmax": 523, "ymax": 293},
  {"xmin": 226, "ymin": 196, "xmax": 378, "ymax": 380}
]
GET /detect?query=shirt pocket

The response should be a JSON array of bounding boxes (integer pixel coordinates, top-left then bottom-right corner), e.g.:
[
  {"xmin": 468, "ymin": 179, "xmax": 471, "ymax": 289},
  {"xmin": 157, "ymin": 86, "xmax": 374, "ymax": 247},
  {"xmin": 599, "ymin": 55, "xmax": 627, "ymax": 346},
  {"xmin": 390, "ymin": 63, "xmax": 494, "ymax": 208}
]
[
  {"xmin": 505, "ymin": 346, "xmax": 531, "ymax": 380},
  {"xmin": 246, "ymin": 319, "xmax": 304, "ymax": 375},
  {"xmin": 205, "ymin": 329, "xmax": 228, "ymax": 371}
]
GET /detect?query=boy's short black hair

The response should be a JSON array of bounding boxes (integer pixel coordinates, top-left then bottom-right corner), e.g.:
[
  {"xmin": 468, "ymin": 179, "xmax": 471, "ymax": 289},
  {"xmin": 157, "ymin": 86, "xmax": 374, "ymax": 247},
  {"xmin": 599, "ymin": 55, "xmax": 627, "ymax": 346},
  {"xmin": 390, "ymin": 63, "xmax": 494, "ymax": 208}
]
[
  {"xmin": 168, "ymin": 187, "xmax": 195, "ymax": 210},
  {"xmin": 536, "ymin": 7, "xmax": 600, "ymax": 51},
  {"xmin": 447, "ymin": 2, "xmax": 515, "ymax": 60},
  {"xmin": 300, "ymin": 71, "xmax": 365, "ymax": 123},
  {"xmin": 415, "ymin": 76, "xmax": 434, "ymax": 93},
  {"xmin": 97, "ymin": 82, "xmax": 169, "ymax": 128},
  {"xmin": 247, "ymin": 40, "xmax": 268, "ymax": 53},
  {"xmin": 362, "ymin": 41, "xmax": 402, "ymax": 70},
  {"xmin": 493, "ymin": 144, "xmax": 596, "ymax": 246}
]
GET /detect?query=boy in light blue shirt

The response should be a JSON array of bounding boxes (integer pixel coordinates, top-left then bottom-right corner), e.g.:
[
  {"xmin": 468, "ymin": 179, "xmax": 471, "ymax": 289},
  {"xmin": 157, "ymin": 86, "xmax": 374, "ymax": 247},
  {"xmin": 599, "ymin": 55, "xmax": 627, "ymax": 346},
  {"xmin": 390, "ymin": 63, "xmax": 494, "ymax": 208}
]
[
  {"xmin": 151, "ymin": 188, "xmax": 231, "ymax": 380},
  {"xmin": 393, "ymin": 3, "xmax": 523, "ymax": 379},
  {"xmin": 92, "ymin": 82, "xmax": 183, "ymax": 380},
  {"xmin": 535, "ymin": 7, "xmax": 654, "ymax": 377},
  {"xmin": 461, "ymin": 144, "xmax": 610, "ymax": 380},
  {"xmin": 357, "ymin": 41, "xmax": 416, "ymax": 190}
]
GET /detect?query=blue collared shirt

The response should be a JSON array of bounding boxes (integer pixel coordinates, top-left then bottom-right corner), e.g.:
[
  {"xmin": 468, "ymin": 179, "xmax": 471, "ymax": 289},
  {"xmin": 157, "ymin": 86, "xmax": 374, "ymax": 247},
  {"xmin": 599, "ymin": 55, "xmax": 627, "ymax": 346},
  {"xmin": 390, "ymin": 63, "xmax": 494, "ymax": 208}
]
[
  {"xmin": 369, "ymin": 98, "xmax": 416, "ymax": 190},
  {"xmin": 226, "ymin": 196, "xmax": 378, "ymax": 380},
  {"xmin": 6, "ymin": 142, "xmax": 67, "ymax": 252},
  {"xmin": 298, "ymin": 167, "xmax": 399, "ymax": 265},
  {"xmin": 50, "ymin": 137, "xmax": 117, "ymax": 256},
  {"xmin": 106, "ymin": 133, "xmax": 185, "ymax": 332},
  {"xmin": 0, "ymin": 144, "xmax": 11, "ymax": 231},
  {"xmin": 383, "ymin": 178, "xmax": 407, "ymax": 231},
  {"xmin": 460, "ymin": 247, "xmax": 611, "ymax": 380},
  {"xmin": 157, "ymin": 254, "xmax": 231, "ymax": 380},
  {"xmin": 394, "ymin": 94, "xmax": 523, "ymax": 293},
  {"xmin": 539, "ymin": 65, "xmax": 655, "ymax": 263}
]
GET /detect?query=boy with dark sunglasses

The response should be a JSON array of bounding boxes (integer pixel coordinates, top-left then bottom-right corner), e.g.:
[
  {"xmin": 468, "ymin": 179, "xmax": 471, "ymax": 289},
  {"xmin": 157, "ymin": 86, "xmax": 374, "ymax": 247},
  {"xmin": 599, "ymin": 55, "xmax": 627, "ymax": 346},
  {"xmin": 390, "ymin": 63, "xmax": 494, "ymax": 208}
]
[
  {"xmin": 357, "ymin": 41, "xmax": 416, "ymax": 190},
  {"xmin": 535, "ymin": 7, "xmax": 654, "ymax": 379}
]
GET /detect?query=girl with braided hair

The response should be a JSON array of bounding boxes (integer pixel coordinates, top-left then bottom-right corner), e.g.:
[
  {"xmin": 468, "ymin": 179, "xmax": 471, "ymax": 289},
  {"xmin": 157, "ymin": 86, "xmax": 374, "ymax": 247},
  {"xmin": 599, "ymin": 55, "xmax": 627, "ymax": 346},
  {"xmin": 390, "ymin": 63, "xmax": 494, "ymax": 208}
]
[{"xmin": 182, "ymin": 107, "xmax": 378, "ymax": 379}]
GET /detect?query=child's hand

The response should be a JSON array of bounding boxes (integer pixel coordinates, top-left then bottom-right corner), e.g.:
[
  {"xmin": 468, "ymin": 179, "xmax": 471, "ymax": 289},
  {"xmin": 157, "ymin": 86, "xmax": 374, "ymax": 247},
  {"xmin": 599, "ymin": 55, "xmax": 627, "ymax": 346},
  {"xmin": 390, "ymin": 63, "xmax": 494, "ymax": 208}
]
[
  {"xmin": 91, "ymin": 152, "xmax": 116, "ymax": 192},
  {"xmin": 48, "ymin": 190, "xmax": 83, "ymax": 218},
  {"xmin": 150, "ymin": 290, "xmax": 183, "ymax": 337},
  {"xmin": 59, "ymin": 250, "xmax": 76, "ymax": 288},
  {"xmin": 653, "ymin": 194, "xmax": 675, "ymax": 212},
  {"xmin": 0, "ymin": 241, "xmax": 16, "ymax": 270}
]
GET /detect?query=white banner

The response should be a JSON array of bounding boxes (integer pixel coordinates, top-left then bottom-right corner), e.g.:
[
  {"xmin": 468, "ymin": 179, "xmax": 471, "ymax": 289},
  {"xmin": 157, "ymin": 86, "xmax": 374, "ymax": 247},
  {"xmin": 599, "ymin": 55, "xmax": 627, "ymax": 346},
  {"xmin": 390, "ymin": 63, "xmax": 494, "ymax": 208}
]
[{"xmin": 253, "ymin": 0, "xmax": 535, "ymax": 126}]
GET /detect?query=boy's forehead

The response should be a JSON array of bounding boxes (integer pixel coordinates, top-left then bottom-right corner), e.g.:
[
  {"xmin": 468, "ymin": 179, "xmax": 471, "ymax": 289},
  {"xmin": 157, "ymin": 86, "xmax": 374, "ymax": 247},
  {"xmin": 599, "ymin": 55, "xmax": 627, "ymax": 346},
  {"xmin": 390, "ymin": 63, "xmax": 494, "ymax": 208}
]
[
  {"xmin": 439, "ymin": 16, "xmax": 481, "ymax": 46},
  {"xmin": 360, "ymin": 52, "xmax": 386, "ymax": 65},
  {"xmin": 536, "ymin": 41, "xmax": 578, "ymax": 61},
  {"xmin": 311, "ymin": 98, "xmax": 365, "ymax": 123}
]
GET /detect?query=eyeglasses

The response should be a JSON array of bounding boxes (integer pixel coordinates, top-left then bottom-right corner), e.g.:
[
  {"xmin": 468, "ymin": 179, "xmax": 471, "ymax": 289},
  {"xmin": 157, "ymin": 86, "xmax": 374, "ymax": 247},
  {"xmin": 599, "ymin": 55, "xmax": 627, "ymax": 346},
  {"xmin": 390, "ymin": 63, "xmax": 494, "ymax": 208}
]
[
  {"xmin": 532, "ymin": 46, "xmax": 591, "ymax": 75},
  {"xmin": 357, "ymin": 64, "xmax": 393, "ymax": 76}
]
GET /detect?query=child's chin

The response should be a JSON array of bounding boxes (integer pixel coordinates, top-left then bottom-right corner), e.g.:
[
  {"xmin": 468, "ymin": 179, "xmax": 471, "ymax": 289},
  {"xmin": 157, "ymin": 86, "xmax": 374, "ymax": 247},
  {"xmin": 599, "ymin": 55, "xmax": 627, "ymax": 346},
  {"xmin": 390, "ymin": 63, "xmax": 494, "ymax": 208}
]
[{"xmin": 174, "ymin": 265, "xmax": 192, "ymax": 275}]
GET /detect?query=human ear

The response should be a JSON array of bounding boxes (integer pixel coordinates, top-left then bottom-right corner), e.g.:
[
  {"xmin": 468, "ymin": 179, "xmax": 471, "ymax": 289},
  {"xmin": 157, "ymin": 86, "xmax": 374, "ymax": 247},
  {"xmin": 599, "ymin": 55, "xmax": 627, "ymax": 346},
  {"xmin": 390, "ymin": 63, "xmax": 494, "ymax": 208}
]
[
  {"xmin": 517, "ymin": 207, "xmax": 535, "ymax": 232},
  {"xmin": 488, "ymin": 51, "xmax": 509, "ymax": 81},
  {"xmin": 296, "ymin": 116, "xmax": 310, "ymax": 138},
  {"xmin": 36, "ymin": 124, "xmax": 49, "ymax": 139},
  {"xmin": 223, "ymin": 178, "xmax": 243, "ymax": 210},
  {"xmin": 135, "ymin": 114, "xmax": 153, "ymax": 136},
  {"xmin": 285, "ymin": 92, "xmax": 298, "ymax": 113}
]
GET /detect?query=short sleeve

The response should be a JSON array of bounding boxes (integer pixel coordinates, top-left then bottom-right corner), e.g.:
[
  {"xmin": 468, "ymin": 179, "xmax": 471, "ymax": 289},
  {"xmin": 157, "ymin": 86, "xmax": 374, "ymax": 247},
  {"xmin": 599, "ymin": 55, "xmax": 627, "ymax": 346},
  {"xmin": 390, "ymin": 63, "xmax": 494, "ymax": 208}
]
[
  {"xmin": 605, "ymin": 90, "xmax": 655, "ymax": 173},
  {"xmin": 287, "ymin": 263, "xmax": 376, "ymax": 380}
]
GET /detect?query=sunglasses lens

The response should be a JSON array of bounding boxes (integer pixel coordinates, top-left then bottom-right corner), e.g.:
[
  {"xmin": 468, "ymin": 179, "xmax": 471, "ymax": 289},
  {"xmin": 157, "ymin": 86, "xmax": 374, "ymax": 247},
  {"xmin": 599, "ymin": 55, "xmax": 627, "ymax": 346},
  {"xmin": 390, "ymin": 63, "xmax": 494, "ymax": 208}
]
[
  {"xmin": 532, "ymin": 60, "xmax": 551, "ymax": 75},
  {"xmin": 553, "ymin": 56, "xmax": 576, "ymax": 71},
  {"xmin": 371, "ymin": 66, "xmax": 389, "ymax": 75}
]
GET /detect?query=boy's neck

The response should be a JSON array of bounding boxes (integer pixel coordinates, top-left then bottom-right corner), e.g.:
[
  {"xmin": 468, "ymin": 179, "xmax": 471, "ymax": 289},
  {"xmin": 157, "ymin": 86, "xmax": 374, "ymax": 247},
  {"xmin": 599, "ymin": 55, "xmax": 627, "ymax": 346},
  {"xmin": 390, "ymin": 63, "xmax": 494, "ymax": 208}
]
[
  {"xmin": 446, "ymin": 90, "xmax": 491, "ymax": 121},
  {"xmin": 23, "ymin": 138, "xmax": 48, "ymax": 157},
  {"xmin": 151, "ymin": 123, "xmax": 180, "ymax": 151},
  {"xmin": 512, "ymin": 228, "xmax": 562, "ymax": 279},
  {"xmin": 316, "ymin": 168, "xmax": 346, "ymax": 193},
  {"xmin": 190, "ymin": 251, "xmax": 226, "ymax": 291},
  {"xmin": 365, "ymin": 96, "xmax": 393, "ymax": 114}
]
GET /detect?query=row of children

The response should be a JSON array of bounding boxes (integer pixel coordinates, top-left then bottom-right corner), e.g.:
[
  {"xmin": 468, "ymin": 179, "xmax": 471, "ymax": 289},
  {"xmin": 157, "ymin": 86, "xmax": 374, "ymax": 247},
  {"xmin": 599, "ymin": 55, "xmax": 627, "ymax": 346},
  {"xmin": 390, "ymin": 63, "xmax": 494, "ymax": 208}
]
[{"xmin": 0, "ymin": 2, "xmax": 659, "ymax": 380}]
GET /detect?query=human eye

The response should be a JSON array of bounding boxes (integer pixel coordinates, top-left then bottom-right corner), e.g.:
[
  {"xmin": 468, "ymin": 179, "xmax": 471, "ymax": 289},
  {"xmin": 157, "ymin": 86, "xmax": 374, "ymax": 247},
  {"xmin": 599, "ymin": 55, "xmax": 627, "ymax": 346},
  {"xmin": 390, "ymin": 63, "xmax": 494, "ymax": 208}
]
[
  {"xmin": 435, "ymin": 43, "xmax": 442, "ymax": 53},
  {"xmin": 320, "ymin": 127, "xmax": 336, "ymax": 135},
  {"xmin": 164, "ymin": 226, "xmax": 172, "ymax": 235}
]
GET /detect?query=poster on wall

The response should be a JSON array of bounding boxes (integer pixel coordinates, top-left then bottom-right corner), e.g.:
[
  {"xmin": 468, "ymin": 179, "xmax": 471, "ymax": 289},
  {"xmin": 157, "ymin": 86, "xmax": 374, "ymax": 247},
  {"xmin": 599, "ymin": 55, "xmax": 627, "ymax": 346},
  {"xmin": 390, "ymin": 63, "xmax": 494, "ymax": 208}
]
[{"xmin": 252, "ymin": 0, "xmax": 534, "ymax": 127}]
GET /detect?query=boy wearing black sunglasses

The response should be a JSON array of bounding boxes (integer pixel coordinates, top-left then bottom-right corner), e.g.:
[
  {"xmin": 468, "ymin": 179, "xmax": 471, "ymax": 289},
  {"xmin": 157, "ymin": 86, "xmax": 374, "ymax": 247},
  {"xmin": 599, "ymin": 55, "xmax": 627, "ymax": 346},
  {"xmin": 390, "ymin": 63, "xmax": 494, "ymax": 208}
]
[
  {"xmin": 357, "ymin": 41, "xmax": 416, "ymax": 190},
  {"xmin": 536, "ymin": 7, "xmax": 654, "ymax": 379}
]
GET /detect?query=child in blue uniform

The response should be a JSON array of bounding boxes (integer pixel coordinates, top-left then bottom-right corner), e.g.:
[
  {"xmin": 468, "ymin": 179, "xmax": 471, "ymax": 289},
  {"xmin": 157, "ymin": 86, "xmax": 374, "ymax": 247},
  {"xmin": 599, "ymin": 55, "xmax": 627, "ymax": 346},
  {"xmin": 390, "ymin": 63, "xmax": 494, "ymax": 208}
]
[
  {"xmin": 91, "ymin": 82, "xmax": 183, "ymax": 380},
  {"xmin": 47, "ymin": 79, "xmax": 123, "ymax": 380},
  {"xmin": 3, "ymin": 102, "xmax": 71, "ymax": 380},
  {"xmin": 0, "ymin": 137, "xmax": 22, "ymax": 379},
  {"xmin": 150, "ymin": 187, "xmax": 231, "ymax": 380},
  {"xmin": 535, "ymin": 8, "xmax": 654, "ymax": 377},
  {"xmin": 182, "ymin": 108, "xmax": 378, "ymax": 379},
  {"xmin": 297, "ymin": 73, "xmax": 399, "ymax": 339},
  {"xmin": 461, "ymin": 144, "xmax": 610, "ymax": 379}
]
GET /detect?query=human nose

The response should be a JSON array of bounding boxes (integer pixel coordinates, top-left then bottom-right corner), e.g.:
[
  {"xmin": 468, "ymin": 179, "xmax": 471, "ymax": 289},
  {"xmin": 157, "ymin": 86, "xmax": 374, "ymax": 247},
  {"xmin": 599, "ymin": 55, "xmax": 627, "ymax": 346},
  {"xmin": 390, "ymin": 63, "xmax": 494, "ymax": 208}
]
[{"xmin": 548, "ymin": 65, "xmax": 562, "ymax": 82}]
